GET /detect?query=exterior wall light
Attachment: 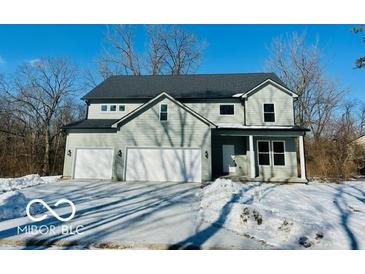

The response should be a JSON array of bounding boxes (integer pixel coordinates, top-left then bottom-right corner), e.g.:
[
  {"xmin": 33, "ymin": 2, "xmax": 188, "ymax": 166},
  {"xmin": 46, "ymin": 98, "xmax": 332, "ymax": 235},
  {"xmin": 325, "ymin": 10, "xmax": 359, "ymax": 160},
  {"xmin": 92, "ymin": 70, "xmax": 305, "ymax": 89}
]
[
  {"xmin": 67, "ymin": 150, "xmax": 72, "ymax": 156},
  {"xmin": 205, "ymin": 150, "xmax": 209, "ymax": 158},
  {"xmin": 118, "ymin": 150, "xmax": 122, "ymax": 157}
]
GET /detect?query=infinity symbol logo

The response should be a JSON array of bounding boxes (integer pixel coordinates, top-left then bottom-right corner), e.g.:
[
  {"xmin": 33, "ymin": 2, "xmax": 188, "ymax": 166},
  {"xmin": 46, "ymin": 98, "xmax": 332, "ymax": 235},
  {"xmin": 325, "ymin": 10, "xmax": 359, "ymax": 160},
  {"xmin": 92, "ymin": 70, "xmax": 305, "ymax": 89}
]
[{"xmin": 26, "ymin": 199, "xmax": 76, "ymax": 222}]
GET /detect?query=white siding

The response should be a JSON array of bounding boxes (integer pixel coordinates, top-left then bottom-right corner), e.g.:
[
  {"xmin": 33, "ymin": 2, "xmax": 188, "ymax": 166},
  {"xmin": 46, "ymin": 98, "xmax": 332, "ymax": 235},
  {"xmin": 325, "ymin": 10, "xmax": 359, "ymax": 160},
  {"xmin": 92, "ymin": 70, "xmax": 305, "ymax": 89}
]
[
  {"xmin": 87, "ymin": 103, "xmax": 143, "ymax": 119},
  {"xmin": 245, "ymin": 83, "xmax": 294, "ymax": 126},
  {"xmin": 185, "ymin": 101, "xmax": 245, "ymax": 124}
]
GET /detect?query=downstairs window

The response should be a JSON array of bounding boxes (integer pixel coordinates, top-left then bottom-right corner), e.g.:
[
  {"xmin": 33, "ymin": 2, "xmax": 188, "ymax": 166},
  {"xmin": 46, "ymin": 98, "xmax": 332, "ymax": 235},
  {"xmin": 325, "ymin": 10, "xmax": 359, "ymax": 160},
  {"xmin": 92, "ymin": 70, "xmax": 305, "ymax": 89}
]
[
  {"xmin": 272, "ymin": 141, "xmax": 285, "ymax": 166},
  {"xmin": 257, "ymin": 141, "xmax": 270, "ymax": 165}
]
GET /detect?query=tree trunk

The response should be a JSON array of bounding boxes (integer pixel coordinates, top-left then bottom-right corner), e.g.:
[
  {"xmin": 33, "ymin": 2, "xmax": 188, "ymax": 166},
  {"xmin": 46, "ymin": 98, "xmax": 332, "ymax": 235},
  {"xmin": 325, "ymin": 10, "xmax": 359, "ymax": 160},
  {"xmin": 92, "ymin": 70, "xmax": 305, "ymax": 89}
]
[{"xmin": 42, "ymin": 127, "xmax": 51, "ymax": 176}]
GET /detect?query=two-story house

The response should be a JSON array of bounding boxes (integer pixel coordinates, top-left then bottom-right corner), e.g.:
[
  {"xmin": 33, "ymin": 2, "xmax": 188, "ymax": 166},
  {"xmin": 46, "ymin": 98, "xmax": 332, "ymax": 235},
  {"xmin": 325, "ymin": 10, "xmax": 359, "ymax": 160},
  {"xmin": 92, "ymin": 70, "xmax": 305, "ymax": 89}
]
[{"xmin": 62, "ymin": 73, "xmax": 309, "ymax": 183}]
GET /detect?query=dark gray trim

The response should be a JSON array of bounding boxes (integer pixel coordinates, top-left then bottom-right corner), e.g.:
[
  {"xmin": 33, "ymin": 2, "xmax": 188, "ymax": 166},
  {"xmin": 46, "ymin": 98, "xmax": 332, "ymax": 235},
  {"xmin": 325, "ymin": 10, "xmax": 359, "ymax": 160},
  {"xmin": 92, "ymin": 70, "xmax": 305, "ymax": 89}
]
[
  {"xmin": 216, "ymin": 127, "xmax": 310, "ymax": 132},
  {"xmin": 63, "ymin": 119, "xmax": 119, "ymax": 130}
]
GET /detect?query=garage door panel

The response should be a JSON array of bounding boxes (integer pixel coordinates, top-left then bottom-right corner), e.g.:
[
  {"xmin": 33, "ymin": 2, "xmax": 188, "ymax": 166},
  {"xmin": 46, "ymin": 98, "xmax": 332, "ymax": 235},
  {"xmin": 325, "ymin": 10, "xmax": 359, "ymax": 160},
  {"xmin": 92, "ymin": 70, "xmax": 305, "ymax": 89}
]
[
  {"xmin": 126, "ymin": 148, "xmax": 201, "ymax": 182},
  {"xmin": 74, "ymin": 149, "xmax": 113, "ymax": 179}
]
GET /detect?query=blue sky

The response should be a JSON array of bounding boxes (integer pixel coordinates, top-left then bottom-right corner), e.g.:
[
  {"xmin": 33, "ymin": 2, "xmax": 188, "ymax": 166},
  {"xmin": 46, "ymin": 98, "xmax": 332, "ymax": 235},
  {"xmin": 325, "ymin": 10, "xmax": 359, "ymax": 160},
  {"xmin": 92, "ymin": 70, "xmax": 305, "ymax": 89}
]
[{"xmin": 0, "ymin": 24, "xmax": 363, "ymax": 101}]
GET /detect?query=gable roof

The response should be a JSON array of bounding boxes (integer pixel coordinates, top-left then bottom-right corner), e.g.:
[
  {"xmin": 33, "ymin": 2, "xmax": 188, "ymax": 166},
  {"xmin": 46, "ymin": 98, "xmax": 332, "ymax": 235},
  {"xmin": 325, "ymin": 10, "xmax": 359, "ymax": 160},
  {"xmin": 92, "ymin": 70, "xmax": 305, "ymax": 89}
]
[
  {"xmin": 82, "ymin": 73, "xmax": 289, "ymax": 100},
  {"xmin": 112, "ymin": 92, "xmax": 216, "ymax": 128},
  {"xmin": 235, "ymin": 79, "xmax": 298, "ymax": 98}
]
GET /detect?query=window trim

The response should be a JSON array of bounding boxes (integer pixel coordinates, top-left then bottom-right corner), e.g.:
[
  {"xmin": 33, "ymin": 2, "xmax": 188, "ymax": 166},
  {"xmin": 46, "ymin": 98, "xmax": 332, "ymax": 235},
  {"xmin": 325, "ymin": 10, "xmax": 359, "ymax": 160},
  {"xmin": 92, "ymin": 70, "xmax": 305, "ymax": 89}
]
[
  {"xmin": 272, "ymin": 140, "xmax": 286, "ymax": 166},
  {"xmin": 109, "ymin": 105, "xmax": 117, "ymax": 112},
  {"xmin": 257, "ymin": 140, "xmax": 271, "ymax": 166},
  {"xmin": 159, "ymin": 103, "xmax": 168, "ymax": 122},
  {"xmin": 262, "ymin": 103, "xmax": 276, "ymax": 123},
  {"xmin": 256, "ymin": 140, "xmax": 286, "ymax": 167},
  {"xmin": 99, "ymin": 104, "xmax": 126, "ymax": 112},
  {"xmin": 219, "ymin": 104, "xmax": 235, "ymax": 116},
  {"xmin": 119, "ymin": 105, "xmax": 126, "ymax": 112},
  {"xmin": 100, "ymin": 104, "xmax": 108, "ymax": 112}
]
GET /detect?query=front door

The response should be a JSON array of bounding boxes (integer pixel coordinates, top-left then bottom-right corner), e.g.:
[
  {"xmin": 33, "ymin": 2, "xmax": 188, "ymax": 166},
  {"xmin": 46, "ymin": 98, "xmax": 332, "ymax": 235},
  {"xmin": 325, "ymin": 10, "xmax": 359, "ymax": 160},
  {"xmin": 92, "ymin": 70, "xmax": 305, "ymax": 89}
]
[{"xmin": 222, "ymin": 144, "xmax": 235, "ymax": 173}]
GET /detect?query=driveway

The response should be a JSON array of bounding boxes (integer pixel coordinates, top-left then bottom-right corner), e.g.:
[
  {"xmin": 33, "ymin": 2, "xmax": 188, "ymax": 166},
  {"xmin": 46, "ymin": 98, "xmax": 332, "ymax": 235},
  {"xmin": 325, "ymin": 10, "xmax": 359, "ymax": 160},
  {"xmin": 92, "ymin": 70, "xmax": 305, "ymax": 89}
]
[{"xmin": 0, "ymin": 180, "xmax": 267, "ymax": 249}]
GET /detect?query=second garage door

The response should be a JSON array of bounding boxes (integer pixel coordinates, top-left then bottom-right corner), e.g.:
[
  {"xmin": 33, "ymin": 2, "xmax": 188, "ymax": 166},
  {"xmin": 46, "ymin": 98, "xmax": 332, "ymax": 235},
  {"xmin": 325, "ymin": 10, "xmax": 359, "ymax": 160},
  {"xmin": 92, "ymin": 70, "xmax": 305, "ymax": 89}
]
[
  {"xmin": 74, "ymin": 148, "xmax": 114, "ymax": 179},
  {"xmin": 125, "ymin": 148, "xmax": 201, "ymax": 182}
]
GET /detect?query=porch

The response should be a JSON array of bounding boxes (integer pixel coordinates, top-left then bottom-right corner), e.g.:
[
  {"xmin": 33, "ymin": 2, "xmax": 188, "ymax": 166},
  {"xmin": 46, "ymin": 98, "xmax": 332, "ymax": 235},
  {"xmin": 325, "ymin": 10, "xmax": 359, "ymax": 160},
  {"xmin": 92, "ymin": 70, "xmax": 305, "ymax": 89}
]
[{"xmin": 211, "ymin": 126, "xmax": 309, "ymax": 182}]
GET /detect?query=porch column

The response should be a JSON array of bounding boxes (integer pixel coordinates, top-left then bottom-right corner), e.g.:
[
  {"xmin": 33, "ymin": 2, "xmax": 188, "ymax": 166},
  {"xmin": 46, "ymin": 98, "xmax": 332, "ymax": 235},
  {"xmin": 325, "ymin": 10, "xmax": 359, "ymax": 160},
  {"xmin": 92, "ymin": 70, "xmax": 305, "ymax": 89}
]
[
  {"xmin": 299, "ymin": 135, "xmax": 306, "ymax": 180},
  {"xmin": 249, "ymin": 135, "xmax": 255, "ymax": 179}
]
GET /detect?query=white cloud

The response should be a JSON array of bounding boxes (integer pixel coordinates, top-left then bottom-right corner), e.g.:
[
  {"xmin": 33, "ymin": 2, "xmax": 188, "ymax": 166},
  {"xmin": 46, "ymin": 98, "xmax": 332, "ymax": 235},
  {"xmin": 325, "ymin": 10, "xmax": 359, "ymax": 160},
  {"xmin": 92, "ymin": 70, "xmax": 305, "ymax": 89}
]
[
  {"xmin": 0, "ymin": 55, "xmax": 5, "ymax": 64},
  {"xmin": 29, "ymin": 58, "xmax": 41, "ymax": 67}
]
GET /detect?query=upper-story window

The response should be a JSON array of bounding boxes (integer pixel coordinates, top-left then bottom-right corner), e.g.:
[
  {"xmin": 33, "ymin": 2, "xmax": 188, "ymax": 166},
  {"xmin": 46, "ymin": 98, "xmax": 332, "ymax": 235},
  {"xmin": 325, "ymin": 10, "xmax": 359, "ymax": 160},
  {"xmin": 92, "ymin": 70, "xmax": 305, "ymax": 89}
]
[
  {"xmin": 220, "ymin": 105, "xmax": 234, "ymax": 115},
  {"xmin": 101, "ymin": 105, "xmax": 108, "ymax": 112},
  {"xmin": 100, "ymin": 104, "xmax": 126, "ymax": 112},
  {"xmin": 263, "ymin": 103, "xmax": 275, "ymax": 122},
  {"xmin": 160, "ymin": 104, "xmax": 168, "ymax": 121}
]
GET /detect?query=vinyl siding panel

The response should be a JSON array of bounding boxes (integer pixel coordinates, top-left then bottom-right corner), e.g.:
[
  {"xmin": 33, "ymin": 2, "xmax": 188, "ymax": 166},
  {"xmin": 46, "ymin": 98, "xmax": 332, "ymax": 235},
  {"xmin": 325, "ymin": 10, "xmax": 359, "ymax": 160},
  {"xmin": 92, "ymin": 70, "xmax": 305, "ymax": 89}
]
[
  {"xmin": 64, "ymin": 97, "xmax": 212, "ymax": 181},
  {"xmin": 246, "ymin": 83, "xmax": 294, "ymax": 126},
  {"xmin": 117, "ymin": 97, "xmax": 212, "ymax": 181},
  {"xmin": 87, "ymin": 102, "xmax": 143, "ymax": 119},
  {"xmin": 185, "ymin": 100, "xmax": 245, "ymax": 124}
]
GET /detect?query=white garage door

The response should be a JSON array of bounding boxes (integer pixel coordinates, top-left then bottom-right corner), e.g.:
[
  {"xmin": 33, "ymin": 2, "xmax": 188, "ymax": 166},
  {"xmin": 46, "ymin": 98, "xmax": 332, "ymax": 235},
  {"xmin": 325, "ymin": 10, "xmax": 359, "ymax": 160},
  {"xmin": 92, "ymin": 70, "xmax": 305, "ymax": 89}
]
[
  {"xmin": 74, "ymin": 148, "xmax": 114, "ymax": 179},
  {"xmin": 125, "ymin": 148, "xmax": 201, "ymax": 182}
]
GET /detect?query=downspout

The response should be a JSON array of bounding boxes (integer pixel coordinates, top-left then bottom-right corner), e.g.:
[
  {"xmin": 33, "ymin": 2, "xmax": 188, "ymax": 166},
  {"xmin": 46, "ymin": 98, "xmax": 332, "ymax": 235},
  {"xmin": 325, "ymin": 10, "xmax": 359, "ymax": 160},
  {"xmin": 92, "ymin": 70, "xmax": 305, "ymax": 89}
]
[
  {"xmin": 303, "ymin": 131, "xmax": 309, "ymax": 183},
  {"xmin": 293, "ymin": 97, "xmax": 297, "ymax": 125},
  {"xmin": 85, "ymin": 100, "xmax": 89, "ymax": 119},
  {"xmin": 242, "ymin": 97, "xmax": 247, "ymax": 126}
]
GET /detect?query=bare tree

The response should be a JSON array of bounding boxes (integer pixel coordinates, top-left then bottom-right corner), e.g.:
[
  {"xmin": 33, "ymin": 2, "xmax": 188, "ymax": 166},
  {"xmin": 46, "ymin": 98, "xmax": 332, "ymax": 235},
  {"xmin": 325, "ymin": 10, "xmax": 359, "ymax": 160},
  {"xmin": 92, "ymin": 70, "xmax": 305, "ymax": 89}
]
[
  {"xmin": 145, "ymin": 25, "xmax": 166, "ymax": 75},
  {"xmin": 97, "ymin": 25, "xmax": 141, "ymax": 78},
  {"xmin": 94, "ymin": 25, "xmax": 205, "ymax": 81},
  {"xmin": 266, "ymin": 32, "xmax": 347, "ymax": 139},
  {"xmin": 0, "ymin": 57, "xmax": 80, "ymax": 175},
  {"xmin": 158, "ymin": 26, "xmax": 204, "ymax": 75}
]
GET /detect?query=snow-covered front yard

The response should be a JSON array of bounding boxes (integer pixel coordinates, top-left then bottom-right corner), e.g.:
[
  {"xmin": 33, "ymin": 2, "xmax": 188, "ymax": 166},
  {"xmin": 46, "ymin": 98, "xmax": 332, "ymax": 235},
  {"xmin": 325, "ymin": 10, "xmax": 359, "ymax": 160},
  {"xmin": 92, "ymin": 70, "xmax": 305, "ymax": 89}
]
[
  {"xmin": 1, "ymin": 174, "xmax": 365, "ymax": 249},
  {"xmin": 0, "ymin": 174, "xmax": 60, "ymax": 221},
  {"xmin": 200, "ymin": 179, "xmax": 365, "ymax": 249}
]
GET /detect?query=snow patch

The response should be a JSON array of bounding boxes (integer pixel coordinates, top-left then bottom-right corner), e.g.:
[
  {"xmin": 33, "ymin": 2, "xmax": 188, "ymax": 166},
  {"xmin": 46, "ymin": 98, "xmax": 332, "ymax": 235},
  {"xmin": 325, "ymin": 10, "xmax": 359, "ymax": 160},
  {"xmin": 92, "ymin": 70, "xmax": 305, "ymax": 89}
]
[
  {"xmin": 0, "ymin": 174, "xmax": 60, "ymax": 193},
  {"xmin": 200, "ymin": 179, "xmax": 365, "ymax": 249},
  {"xmin": 0, "ymin": 191, "xmax": 44, "ymax": 221}
]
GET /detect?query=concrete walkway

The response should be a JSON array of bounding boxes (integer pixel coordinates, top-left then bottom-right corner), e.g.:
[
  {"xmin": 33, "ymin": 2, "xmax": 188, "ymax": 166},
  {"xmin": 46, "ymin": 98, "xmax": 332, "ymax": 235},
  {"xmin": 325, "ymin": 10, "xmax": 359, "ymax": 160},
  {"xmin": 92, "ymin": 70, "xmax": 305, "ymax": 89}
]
[{"xmin": 0, "ymin": 180, "xmax": 268, "ymax": 249}]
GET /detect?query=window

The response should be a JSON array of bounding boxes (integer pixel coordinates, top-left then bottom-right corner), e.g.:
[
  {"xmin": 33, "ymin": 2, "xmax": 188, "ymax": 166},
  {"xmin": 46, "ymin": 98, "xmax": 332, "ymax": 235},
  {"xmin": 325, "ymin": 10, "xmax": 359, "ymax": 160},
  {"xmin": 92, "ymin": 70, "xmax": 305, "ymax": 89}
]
[
  {"xmin": 220, "ymin": 105, "xmax": 234, "ymax": 115},
  {"xmin": 119, "ymin": 105, "xmax": 125, "ymax": 112},
  {"xmin": 101, "ymin": 105, "xmax": 108, "ymax": 112},
  {"xmin": 257, "ymin": 141, "xmax": 270, "ymax": 165},
  {"xmin": 160, "ymin": 104, "xmax": 168, "ymax": 121},
  {"xmin": 110, "ymin": 105, "xmax": 117, "ymax": 112},
  {"xmin": 263, "ymin": 104, "xmax": 275, "ymax": 122},
  {"xmin": 272, "ymin": 141, "xmax": 285, "ymax": 166}
]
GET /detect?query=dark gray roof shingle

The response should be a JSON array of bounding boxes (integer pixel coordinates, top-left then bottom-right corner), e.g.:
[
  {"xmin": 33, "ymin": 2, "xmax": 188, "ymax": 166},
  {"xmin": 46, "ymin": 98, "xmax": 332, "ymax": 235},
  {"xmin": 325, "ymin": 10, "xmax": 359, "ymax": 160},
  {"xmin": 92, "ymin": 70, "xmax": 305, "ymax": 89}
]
[
  {"xmin": 63, "ymin": 119, "xmax": 119, "ymax": 129},
  {"xmin": 82, "ymin": 73, "xmax": 288, "ymax": 100}
]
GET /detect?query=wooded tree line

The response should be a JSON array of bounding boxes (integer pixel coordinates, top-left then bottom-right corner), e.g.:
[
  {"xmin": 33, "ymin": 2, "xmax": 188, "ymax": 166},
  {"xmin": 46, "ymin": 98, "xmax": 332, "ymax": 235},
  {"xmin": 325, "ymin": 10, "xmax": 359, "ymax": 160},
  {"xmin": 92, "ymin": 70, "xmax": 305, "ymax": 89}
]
[
  {"xmin": 0, "ymin": 25, "xmax": 363, "ymax": 179},
  {"xmin": 0, "ymin": 25, "xmax": 205, "ymax": 177},
  {"xmin": 267, "ymin": 32, "xmax": 365, "ymax": 179}
]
